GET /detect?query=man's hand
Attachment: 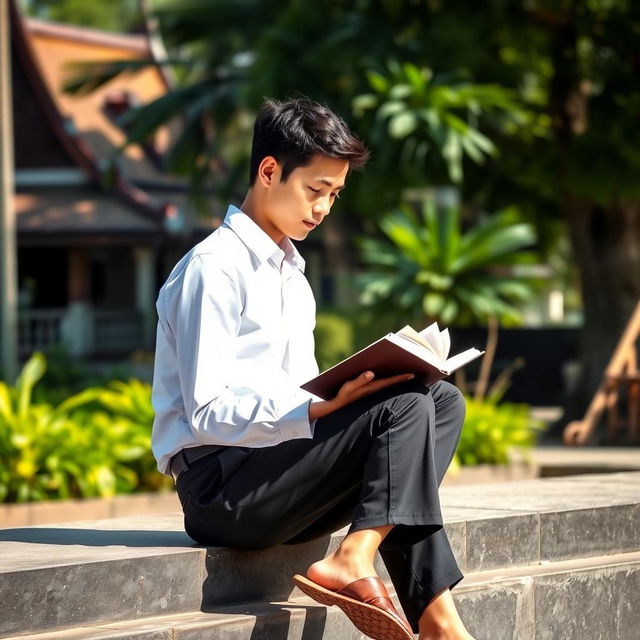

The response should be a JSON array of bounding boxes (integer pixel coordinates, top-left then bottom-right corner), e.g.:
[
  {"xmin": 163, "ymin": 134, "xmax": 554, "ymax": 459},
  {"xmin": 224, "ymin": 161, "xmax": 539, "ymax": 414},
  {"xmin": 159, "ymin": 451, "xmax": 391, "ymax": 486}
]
[{"xmin": 308, "ymin": 371, "xmax": 415, "ymax": 421}]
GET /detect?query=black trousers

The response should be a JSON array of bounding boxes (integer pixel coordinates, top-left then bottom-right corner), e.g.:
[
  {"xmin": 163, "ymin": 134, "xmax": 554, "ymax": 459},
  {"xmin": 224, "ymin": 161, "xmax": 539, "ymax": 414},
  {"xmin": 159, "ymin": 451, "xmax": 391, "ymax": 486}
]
[{"xmin": 175, "ymin": 379, "xmax": 466, "ymax": 632}]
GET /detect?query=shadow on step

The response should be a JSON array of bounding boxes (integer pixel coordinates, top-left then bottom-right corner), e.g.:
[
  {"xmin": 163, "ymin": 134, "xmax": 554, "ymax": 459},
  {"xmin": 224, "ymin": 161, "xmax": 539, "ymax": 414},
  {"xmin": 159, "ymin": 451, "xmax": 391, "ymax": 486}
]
[
  {"xmin": 204, "ymin": 602, "xmax": 328, "ymax": 640},
  {"xmin": 199, "ymin": 537, "xmax": 334, "ymax": 607}
]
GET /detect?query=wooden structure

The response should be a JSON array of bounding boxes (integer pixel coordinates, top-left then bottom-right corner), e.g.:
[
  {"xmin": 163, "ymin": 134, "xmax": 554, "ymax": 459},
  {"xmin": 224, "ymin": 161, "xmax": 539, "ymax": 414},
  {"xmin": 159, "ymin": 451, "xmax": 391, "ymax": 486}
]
[
  {"xmin": 6, "ymin": 0, "xmax": 333, "ymax": 362},
  {"xmin": 8, "ymin": 0, "xmax": 217, "ymax": 359},
  {"xmin": 564, "ymin": 300, "xmax": 640, "ymax": 445}
]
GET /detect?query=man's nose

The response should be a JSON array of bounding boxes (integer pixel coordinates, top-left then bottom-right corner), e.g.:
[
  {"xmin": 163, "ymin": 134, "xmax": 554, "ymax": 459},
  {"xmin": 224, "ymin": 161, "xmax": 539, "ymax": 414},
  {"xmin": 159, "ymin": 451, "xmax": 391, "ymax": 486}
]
[{"xmin": 313, "ymin": 195, "xmax": 332, "ymax": 216}]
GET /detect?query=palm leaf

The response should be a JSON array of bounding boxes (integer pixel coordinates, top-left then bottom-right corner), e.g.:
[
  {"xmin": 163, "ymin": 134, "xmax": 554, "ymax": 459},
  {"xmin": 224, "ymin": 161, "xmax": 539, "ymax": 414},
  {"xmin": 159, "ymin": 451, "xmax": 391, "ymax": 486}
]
[
  {"xmin": 118, "ymin": 77, "xmax": 231, "ymax": 148},
  {"xmin": 16, "ymin": 353, "xmax": 46, "ymax": 420},
  {"xmin": 0, "ymin": 382, "xmax": 14, "ymax": 426},
  {"xmin": 435, "ymin": 206, "xmax": 460, "ymax": 271},
  {"xmin": 454, "ymin": 224, "xmax": 536, "ymax": 272}
]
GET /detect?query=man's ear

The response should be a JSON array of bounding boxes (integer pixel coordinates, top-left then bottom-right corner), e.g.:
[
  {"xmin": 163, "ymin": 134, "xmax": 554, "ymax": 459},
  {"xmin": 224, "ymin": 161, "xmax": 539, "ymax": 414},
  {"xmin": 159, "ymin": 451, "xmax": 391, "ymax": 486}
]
[{"xmin": 257, "ymin": 156, "xmax": 279, "ymax": 188}]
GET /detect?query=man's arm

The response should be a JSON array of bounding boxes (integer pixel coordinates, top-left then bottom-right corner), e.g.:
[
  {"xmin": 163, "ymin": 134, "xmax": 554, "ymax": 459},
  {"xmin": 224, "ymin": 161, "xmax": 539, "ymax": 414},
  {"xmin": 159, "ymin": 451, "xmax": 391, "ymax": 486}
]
[
  {"xmin": 309, "ymin": 371, "xmax": 416, "ymax": 421},
  {"xmin": 170, "ymin": 255, "xmax": 315, "ymax": 446}
]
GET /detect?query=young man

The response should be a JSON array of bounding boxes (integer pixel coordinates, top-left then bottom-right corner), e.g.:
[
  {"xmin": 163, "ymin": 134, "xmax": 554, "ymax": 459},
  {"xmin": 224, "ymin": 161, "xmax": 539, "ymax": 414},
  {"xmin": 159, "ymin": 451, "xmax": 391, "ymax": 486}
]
[{"xmin": 151, "ymin": 97, "xmax": 476, "ymax": 640}]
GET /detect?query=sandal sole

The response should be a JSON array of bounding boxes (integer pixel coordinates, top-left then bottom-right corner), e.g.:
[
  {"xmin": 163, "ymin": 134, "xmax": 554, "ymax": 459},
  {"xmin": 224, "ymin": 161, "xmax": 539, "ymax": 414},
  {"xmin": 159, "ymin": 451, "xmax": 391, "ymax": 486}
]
[{"xmin": 293, "ymin": 574, "xmax": 413, "ymax": 640}]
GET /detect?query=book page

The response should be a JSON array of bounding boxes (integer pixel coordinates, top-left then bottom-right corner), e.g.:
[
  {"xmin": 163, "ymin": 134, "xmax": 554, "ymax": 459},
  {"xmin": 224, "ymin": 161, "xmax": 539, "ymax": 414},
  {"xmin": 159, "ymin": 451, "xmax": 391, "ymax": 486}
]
[
  {"xmin": 440, "ymin": 327, "xmax": 451, "ymax": 359},
  {"xmin": 418, "ymin": 322, "xmax": 450, "ymax": 360},
  {"xmin": 395, "ymin": 325, "xmax": 442, "ymax": 359},
  {"xmin": 444, "ymin": 348, "xmax": 485, "ymax": 373},
  {"xmin": 386, "ymin": 332, "xmax": 445, "ymax": 369}
]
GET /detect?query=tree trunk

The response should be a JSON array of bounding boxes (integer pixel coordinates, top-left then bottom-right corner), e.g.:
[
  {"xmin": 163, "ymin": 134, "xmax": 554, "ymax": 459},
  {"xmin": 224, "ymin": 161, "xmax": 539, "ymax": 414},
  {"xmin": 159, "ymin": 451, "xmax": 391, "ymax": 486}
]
[
  {"xmin": 551, "ymin": 197, "xmax": 640, "ymax": 436},
  {"xmin": 543, "ymin": 6, "xmax": 640, "ymax": 437}
]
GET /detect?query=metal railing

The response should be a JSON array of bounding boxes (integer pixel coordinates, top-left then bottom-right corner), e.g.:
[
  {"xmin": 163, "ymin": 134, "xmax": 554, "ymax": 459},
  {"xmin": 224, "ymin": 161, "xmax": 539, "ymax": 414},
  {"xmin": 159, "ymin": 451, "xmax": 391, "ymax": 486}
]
[
  {"xmin": 18, "ymin": 308, "xmax": 65, "ymax": 356},
  {"xmin": 18, "ymin": 307, "xmax": 143, "ymax": 357},
  {"xmin": 93, "ymin": 309, "xmax": 143, "ymax": 353}
]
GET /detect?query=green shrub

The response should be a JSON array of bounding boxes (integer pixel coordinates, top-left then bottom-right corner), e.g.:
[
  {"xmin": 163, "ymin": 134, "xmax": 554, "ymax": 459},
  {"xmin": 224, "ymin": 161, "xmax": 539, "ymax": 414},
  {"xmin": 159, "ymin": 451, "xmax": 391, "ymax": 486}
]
[
  {"xmin": 314, "ymin": 312, "xmax": 355, "ymax": 371},
  {"xmin": 58, "ymin": 377, "xmax": 168, "ymax": 493},
  {"xmin": 0, "ymin": 353, "xmax": 170, "ymax": 503},
  {"xmin": 453, "ymin": 394, "xmax": 545, "ymax": 469},
  {"xmin": 31, "ymin": 344, "xmax": 93, "ymax": 406}
]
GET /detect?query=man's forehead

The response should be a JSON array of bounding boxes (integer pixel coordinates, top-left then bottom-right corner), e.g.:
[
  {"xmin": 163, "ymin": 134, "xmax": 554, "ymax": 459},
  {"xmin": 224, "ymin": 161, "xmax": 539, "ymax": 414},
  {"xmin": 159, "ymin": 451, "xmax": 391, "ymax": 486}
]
[
  {"xmin": 304, "ymin": 154, "xmax": 349, "ymax": 185},
  {"xmin": 314, "ymin": 177, "xmax": 345, "ymax": 189}
]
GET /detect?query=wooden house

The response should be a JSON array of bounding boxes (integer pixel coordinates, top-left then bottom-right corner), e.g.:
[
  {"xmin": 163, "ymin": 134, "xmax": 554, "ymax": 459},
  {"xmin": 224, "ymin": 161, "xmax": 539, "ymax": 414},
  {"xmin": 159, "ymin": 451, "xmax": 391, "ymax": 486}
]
[{"xmin": 10, "ymin": 0, "xmax": 220, "ymax": 360}]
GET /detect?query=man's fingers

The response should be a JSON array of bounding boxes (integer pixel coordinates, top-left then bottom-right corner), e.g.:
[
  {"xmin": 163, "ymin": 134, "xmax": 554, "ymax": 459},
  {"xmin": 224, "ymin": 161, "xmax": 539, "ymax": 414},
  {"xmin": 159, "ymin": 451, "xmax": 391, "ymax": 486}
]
[
  {"xmin": 340, "ymin": 371, "xmax": 416, "ymax": 404},
  {"xmin": 360, "ymin": 373, "xmax": 415, "ymax": 394},
  {"xmin": 375, "ymin": 373, "xmax": 415, "ymax": 386},
  {"xmin": 347, "ymin": 371, "xmax": 375, "ymax": 391}
]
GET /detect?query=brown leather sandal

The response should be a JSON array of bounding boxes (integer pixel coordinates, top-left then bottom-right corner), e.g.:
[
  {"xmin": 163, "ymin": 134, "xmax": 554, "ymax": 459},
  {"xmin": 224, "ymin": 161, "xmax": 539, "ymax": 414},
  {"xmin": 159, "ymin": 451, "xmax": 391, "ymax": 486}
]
[{"xmin": 293, "ymin": 574, "xmax": 414, "ymax": 639}]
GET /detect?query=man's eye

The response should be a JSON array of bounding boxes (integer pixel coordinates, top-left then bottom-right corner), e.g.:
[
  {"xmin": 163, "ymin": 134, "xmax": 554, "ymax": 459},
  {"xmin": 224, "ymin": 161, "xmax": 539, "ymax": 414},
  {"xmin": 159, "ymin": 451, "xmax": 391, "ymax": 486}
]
[{"xmin": 308, "ymin": 186, "xmax": 320, "ymax": 194}]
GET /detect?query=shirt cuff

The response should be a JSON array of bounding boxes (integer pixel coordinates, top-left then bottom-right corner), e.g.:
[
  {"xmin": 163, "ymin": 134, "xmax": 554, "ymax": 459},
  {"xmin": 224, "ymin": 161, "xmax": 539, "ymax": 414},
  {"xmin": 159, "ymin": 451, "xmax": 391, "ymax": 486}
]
[{"xmin": 279, "ymin": 398, "xmax": 315, "ymax": 441}]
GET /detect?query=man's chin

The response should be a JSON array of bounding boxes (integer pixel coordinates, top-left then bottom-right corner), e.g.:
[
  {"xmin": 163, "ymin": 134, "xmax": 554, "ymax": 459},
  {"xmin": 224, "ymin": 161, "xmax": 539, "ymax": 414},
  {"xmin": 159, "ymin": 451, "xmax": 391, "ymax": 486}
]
[{"xmin": 289, "ymin": 230, "xmax": 310, "ymax": 242}]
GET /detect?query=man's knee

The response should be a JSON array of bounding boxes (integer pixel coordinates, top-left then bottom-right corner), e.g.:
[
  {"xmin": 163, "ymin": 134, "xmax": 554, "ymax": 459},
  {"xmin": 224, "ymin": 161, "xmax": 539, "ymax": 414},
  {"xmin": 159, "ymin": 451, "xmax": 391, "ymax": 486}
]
[
  {"xmin": 431, "ymin": 380, "xmax": 466, "ymax": 425},
  {"xmin": 387, "ymin": 382, "xmax": 433, "ymax": 419}
]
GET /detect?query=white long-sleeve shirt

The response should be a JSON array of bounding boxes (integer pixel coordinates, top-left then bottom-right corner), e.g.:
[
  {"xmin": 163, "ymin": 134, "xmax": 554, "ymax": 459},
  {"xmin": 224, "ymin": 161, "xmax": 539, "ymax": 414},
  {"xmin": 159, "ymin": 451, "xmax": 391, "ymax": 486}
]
[{"xmin": 151, "ymin": 205, "xmax": 319, "ymax": 475}]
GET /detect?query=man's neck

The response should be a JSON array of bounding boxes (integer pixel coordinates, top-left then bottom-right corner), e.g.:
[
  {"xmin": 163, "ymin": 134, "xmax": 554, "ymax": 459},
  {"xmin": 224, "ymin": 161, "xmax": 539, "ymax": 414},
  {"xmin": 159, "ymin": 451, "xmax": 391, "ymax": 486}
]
[{"xmin": 239, "ymin": 191, "xmax": 284, "ymax": 245}]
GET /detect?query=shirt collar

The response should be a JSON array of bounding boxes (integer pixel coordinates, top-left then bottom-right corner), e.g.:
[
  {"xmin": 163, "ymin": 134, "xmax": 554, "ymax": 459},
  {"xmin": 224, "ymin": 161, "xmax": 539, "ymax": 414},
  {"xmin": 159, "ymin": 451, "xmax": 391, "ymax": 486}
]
[{"xmin": 223, "ymin": 204, "xmax": 306, "ymax": 273}]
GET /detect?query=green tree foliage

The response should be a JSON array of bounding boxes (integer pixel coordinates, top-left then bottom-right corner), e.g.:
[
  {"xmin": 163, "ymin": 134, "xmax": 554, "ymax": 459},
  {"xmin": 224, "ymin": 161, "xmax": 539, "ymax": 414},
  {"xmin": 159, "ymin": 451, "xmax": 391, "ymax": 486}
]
[
  {"xmin": 358, "ymin": 201, "xmax": 540, "ymax": 327},
  {"xmin": 313, "ymin": 312, "xmax": 355, "ymax": 372},
  {"xmin": 63, "ymin": 0, "xmax": 534, "ymax": 213},
  {"xmin": 57, "ymin": 0, "xmax": 640, "ymax": 420},
  {"xmin": 59, "ymin": 0, "xmax": 640, "ymax": 233},
  {"xmin": 353, "ymin": 61, "xmax": 525, "ymax": 186}
]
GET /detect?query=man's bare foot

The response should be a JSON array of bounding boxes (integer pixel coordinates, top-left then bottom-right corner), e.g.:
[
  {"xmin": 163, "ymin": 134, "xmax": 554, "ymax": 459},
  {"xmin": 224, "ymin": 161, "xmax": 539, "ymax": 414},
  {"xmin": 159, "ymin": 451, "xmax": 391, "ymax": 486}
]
[
  {"xmin": 306, "ymin": 547, "xmax": 377, "ymax": 592},
  {"xmin": 306, "ymin": 526, "xmax": 392, "ymax": 592}
]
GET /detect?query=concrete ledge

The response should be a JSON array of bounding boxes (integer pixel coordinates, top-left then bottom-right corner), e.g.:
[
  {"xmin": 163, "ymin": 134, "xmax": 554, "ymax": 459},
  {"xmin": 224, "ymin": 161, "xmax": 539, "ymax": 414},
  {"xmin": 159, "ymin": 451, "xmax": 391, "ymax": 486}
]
[
  {"xmin": 1, "ymin": 472, "xmax": 639, "ymax": 638},
  {"xmin": 0, "ymin": 598, "xmax": 360, "ymax": 640},
  {"xmin": 455, "ymin": 551, "xmax": 640, "ymax": 640},
  {"xmin": 4, "ymin": 552, "xmax": 640, "ymax": 640},
  {"xmin": 440, "ymin": 472, "xmax": 640, "ymax": 570}
]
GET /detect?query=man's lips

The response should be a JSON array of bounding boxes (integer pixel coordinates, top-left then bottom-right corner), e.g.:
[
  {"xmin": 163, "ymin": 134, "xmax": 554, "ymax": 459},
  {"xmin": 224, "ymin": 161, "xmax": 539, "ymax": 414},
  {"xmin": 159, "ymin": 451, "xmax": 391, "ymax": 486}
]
[{"xmin": 303, "ymin": 220, "xmax": 317, "ymax": 229}]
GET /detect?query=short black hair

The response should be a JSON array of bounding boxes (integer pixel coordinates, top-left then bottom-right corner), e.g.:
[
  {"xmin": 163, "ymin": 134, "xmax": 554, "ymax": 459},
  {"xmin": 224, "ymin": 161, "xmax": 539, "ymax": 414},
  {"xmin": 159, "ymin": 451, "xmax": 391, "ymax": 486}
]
[{"xmin": 249, "ymin": 97, "xmax": 370, "ymax": 185}]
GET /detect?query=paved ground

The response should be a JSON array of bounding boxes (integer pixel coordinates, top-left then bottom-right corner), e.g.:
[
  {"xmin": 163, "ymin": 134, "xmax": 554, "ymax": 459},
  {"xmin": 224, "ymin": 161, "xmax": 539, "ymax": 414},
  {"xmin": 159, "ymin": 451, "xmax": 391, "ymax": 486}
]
[
  {"xmin": 442, "ymin": 443, "xmax": 640, "ymax": 486},
  {"xmin": 533, "ymin": 444, "xmax": 640, "ymax": 470}
]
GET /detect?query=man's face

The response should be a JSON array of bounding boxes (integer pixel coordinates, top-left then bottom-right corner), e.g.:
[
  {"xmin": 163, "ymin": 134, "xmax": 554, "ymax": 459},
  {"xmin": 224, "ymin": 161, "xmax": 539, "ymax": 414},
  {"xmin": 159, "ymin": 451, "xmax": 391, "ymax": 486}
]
[{"xmin": 261, "ymin": 153, "xmax": 349, "ymax": 244}]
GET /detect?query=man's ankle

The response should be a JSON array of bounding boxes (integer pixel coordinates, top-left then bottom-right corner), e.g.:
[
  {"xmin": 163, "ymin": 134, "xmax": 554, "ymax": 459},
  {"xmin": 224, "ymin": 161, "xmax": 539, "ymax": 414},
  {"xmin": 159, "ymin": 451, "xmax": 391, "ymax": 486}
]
[
  {"xmin": 419, "ymin": 620, "xmax": 473, "ymax": 640},
  {"xmin": 421, "ymin": 617, "xmax": 452, "ymax": 635}
]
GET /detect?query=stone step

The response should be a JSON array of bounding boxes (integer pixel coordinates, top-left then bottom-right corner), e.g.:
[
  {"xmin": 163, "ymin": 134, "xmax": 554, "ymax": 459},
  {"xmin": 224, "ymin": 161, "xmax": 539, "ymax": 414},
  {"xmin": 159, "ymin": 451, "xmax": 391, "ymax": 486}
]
[
  {"xmin": 4, "ymin": 551, "xmax": 640, "ymax": 640},
  {"xmin": 456, "ymin": 550, "xmax": 640, "ymax": 639},
  {"xmin": 0, "ymin": 597, "xmax": 359, "ymax": 640},
  {"xmin": 440, "ymin": 470, "xmax": 640, "ymax": 572},
  {"xmin": 1, "ymin": 472, "xmax": 638, "ymax": 638}
]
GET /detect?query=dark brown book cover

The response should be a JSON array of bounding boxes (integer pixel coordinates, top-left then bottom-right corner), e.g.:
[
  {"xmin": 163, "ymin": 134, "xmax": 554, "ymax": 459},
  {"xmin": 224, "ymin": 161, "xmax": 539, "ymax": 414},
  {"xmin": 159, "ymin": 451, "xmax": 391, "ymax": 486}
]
[{"xmin": 301, "ymin": 336, "xmax": 454, "ymax": 400}]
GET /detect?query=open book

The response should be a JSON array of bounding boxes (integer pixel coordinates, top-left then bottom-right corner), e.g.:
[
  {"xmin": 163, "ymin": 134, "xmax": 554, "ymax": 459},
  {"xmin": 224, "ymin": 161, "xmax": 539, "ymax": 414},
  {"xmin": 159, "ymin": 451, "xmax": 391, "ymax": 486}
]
[{"xmin": 301, "ymin": 322, "xmax": 485, "ymax": 400}]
